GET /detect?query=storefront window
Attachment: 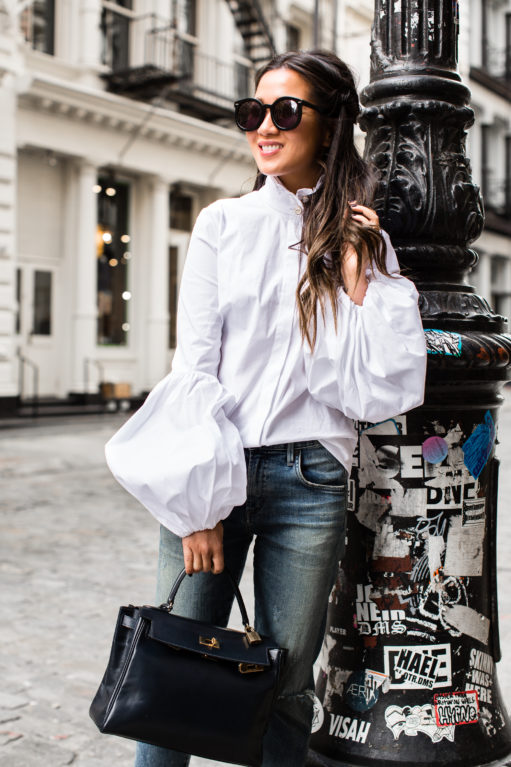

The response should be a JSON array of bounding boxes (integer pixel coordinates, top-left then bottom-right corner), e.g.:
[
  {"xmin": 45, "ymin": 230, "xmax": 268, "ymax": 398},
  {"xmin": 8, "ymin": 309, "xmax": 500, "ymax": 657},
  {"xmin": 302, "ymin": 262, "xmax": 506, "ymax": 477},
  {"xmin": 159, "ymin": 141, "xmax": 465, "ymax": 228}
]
[
  {"xmin": 170, "ymin": 190, "xmax": 193, "ymax": 231},
  {"xmin": 15, "ymin": 269, "xmax": 22, "ymax": 335},
  {"xmin": 169, "ymin": 246, "xmax": 178, "ymax": 349},
  {"xmin": 33, "ymin": 270, "xmax": 52, "ymax": 335},
  {"xmin": 96, "ymin": 176, "xmax": 130, "ymax": 346}
]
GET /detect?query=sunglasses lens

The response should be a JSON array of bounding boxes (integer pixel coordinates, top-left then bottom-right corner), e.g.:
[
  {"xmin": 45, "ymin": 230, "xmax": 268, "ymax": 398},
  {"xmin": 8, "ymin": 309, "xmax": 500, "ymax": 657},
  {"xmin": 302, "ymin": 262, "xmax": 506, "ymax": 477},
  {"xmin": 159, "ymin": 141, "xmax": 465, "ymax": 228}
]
[
  {"xmin": 236, "ymin": 100, "xmax": 263, "ymax": 131},
  {"xmin": 273, "ymin": 98, "xmax": 301, "ymax": 130}
]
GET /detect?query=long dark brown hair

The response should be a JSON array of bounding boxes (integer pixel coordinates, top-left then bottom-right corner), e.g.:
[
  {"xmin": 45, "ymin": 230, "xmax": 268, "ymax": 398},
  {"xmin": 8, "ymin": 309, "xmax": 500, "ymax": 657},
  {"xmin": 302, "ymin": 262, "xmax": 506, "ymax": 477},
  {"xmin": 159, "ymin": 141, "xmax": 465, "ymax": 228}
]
[{"xmin": 253, "ymin": 50, "xmax": 389, "ymax": 349}]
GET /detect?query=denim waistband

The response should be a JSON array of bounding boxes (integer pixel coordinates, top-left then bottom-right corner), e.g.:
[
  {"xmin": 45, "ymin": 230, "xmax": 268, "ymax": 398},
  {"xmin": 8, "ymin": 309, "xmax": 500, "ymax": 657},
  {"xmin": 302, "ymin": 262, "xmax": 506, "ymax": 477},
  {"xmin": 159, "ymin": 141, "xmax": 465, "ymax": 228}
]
[
  {"xmin": 245, "ymin": 440, "xmax": 321, "ymax": 453},
  {"xmin": 244, "ymin": 440, "xmax": 323, "ymax": 467}
]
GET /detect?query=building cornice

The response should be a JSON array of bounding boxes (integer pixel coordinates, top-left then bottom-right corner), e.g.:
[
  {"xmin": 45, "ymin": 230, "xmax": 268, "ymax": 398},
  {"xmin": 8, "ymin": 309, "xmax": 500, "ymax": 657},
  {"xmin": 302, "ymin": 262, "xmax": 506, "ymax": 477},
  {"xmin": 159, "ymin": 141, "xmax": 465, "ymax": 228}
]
[
  {"xmin": 17, "ymin": 70, "xmax": 253, "ymax": 165},
  {"xmin": 469, "ymin": 67, "xmax": 511, "ymax": 105}
]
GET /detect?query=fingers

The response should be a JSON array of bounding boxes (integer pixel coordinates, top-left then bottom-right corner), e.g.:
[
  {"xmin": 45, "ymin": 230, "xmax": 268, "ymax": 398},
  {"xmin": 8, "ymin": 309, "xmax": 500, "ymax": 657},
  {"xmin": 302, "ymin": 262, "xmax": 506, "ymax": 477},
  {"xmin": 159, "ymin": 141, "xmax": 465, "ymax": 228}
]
[
  {"xmin": 182, "ymin": 540, "xmax": 206, "ymax": 574},
  {"xmin": 211, "ymin": 546, "xmax": 225, "ymax": 575},
  {"xmin": 182, "ymin": 544, "xmax": 210, "ymax": 574},
  {"xmin": 183, "ymin": 544, "xmax": 194, "ymax": 575},
  {"xmin": 348, "ymin": 201, "xmax": 379, "ymax": 229},
  {"xmin": 181, "ymin": 523, "xmax": 224, "ymax": 575}
]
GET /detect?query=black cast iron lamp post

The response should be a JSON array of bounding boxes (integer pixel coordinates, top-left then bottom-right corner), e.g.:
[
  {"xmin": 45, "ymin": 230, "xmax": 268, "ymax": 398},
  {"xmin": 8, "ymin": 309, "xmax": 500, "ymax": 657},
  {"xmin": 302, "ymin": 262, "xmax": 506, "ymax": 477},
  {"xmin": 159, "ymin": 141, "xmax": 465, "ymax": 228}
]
[{"xmin": 307, "ymin": 1, "xmax": 511, "ymax": 765}]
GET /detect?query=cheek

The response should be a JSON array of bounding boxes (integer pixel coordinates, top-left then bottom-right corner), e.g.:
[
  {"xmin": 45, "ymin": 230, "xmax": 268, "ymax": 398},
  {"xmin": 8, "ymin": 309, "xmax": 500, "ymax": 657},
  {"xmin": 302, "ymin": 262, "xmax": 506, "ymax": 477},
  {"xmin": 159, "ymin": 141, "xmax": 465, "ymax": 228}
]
[
  {"xmin": 246, "ymin": 134, "xmax": 259, "ymax": 158},
  {"xmin": 294, "ymin": 128, "xmax": 324, "ymax": 162}
]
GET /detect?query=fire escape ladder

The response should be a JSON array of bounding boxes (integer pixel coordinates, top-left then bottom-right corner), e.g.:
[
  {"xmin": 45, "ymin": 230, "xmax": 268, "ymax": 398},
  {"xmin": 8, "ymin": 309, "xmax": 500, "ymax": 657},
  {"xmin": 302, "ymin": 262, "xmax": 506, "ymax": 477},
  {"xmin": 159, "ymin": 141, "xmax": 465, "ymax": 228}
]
[{"xmin": 224, "ymin": 0, "xmax": 276, "ymax": 65}]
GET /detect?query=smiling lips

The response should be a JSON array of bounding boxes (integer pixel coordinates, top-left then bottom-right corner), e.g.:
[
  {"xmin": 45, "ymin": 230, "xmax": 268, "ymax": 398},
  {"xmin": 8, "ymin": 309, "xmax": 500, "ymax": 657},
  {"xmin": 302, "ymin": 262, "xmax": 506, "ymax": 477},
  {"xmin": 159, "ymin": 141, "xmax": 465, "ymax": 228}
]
[{"xmin": 259, "ymin": 143, "xmax": 283, "ymax": 156}]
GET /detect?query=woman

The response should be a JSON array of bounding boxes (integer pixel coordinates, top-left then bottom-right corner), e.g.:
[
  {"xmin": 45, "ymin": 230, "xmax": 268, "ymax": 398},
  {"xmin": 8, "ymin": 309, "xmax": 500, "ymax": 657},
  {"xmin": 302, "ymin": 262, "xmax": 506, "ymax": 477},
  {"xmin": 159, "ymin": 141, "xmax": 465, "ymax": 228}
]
[{"xmin": 107, "ymin": 50, "xmax": 426, "ymax": 767}]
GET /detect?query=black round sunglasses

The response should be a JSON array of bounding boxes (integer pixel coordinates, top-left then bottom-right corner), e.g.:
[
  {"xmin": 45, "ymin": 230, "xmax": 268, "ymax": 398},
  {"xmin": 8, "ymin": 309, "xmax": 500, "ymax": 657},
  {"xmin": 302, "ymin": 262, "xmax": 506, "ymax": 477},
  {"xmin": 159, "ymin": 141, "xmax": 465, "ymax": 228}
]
[{"xmin": 234, "ymin": 96, "xmax": 325, "ymax": 132}]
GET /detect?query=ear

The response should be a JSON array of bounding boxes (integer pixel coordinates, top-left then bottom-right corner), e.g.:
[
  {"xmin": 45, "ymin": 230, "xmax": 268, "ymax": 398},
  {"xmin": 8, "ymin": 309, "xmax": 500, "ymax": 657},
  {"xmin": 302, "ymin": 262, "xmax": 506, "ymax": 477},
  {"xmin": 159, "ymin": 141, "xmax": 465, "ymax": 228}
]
[{"xmin": 321, "ymin": 120, "xmax": 333, "ymax": 147}]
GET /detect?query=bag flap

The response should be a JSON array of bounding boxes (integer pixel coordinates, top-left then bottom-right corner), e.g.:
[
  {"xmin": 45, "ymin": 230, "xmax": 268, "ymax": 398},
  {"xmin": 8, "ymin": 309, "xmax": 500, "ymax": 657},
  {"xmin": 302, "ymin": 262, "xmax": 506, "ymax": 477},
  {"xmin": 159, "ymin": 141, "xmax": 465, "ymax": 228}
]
[{"xmin": 138, "ymin": 607, "xmax": 277, "ymax": 666}]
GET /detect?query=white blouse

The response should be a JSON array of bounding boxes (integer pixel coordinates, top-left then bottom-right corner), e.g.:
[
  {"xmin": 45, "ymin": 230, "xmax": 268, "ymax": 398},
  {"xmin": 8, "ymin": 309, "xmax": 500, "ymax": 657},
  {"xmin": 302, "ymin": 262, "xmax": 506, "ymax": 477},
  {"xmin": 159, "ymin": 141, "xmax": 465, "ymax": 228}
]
[{"xmin": 106, "ymin": 175, "xmax": 427, "ymax": 537}]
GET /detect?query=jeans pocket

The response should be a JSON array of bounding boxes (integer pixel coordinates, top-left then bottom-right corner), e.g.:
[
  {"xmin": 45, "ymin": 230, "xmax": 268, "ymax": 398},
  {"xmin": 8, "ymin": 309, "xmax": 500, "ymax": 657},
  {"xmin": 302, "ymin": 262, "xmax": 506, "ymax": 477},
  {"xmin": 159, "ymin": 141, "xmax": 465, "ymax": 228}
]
[{"xmin": 295, "ymin": 445, "xmax": 347, "ymax": 492}]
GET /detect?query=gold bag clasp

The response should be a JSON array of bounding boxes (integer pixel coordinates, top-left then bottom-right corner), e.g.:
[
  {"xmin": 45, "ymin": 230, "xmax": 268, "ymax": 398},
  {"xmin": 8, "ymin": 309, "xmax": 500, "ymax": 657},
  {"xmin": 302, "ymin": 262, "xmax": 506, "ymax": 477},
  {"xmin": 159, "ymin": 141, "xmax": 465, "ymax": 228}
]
[
  {"xmin": 199, "ymin": 636, "xmax": 220, "ymax": 649},
  {"xmin": 244, "ymin": 625, "xmax": 262, "ymax": 646},
  {"xmin": 239, "ymin": 662, "xmax": 265, "ymax": 674}
]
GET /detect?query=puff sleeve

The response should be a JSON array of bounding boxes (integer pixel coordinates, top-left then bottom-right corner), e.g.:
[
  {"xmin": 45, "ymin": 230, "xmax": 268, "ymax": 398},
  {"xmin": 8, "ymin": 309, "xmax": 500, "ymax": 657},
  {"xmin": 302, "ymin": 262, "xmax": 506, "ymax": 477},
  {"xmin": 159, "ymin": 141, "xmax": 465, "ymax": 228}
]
[
  {"xmin": 105, "ymin": 205, "xmax": 247, "ymax": 537},
  {"xmin": 304, "ymin": 231, "xmax": 426, "ymax": 423}
]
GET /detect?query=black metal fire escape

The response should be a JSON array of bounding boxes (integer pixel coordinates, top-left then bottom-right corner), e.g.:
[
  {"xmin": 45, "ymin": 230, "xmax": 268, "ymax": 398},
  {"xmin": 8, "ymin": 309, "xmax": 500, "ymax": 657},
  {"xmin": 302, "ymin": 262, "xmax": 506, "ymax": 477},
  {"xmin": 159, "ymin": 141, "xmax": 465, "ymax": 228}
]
[
  {"xmin": 101, "ymin": 3, "xmax": 275, "ymax": 121},
  {"xmin": 223, "ymin": 0, "xmax": 276, "ymax": 66}
]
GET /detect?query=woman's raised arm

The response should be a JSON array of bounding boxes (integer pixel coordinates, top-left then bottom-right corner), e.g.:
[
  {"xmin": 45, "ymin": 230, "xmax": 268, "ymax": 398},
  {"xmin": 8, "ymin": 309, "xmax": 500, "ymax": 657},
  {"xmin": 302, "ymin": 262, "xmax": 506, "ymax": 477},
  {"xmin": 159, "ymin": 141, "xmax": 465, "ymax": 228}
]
[{"xmin": 304, "ymin": 231, "xmax": 427, "ymax": 424}]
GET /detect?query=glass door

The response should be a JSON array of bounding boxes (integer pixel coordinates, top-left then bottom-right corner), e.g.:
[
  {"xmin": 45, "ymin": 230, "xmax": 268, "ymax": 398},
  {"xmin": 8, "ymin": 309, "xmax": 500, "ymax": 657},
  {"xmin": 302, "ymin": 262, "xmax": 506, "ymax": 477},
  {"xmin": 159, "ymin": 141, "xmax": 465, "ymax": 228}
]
[{"xmin": 16, "ymin": 264, "xmax": 59, "ymax": 398}]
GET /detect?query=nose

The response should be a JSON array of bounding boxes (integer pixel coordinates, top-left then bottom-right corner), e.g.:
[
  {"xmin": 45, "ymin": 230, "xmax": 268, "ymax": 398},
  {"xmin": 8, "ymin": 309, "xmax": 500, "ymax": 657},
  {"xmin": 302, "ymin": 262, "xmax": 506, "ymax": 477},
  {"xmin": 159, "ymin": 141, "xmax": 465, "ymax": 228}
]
[{"xmin": 258, "ymin": 107, "xmax": 278, "ymax": 134}]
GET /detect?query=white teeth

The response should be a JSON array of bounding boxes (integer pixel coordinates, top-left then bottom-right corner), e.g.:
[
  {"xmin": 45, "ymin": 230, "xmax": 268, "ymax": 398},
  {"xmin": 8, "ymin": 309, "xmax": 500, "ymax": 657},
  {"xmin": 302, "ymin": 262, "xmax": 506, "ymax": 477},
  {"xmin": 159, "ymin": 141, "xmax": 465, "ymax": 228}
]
[{"xmin": 260, "ymin": 145, "xmax": 282, "ymax": 153}]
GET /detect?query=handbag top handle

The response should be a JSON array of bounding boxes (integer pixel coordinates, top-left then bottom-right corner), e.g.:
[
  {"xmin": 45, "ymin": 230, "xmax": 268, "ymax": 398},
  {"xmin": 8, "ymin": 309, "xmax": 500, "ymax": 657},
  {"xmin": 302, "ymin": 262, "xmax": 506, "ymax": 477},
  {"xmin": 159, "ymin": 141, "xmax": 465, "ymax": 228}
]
[{"xmin": 160, "ymin": 567, "xmax": 262, "ymax": 646}]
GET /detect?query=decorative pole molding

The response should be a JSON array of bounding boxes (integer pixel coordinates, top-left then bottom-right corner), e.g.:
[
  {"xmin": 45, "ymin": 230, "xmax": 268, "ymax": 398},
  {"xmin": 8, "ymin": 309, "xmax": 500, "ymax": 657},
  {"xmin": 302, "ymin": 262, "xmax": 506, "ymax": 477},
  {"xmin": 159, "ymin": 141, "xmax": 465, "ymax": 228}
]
[{"xmin": 308, "ymin": 2, "xmax": 511, "ymax": 765}]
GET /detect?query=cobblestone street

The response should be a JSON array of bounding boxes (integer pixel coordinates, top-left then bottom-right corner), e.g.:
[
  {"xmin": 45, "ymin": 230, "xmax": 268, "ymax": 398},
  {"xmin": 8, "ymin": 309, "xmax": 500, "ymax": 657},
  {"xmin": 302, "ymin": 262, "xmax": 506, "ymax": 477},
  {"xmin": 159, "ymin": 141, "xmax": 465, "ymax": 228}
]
[{"xmin": 1, "ymin": 396, "xmax": 511, "ymax": 766}]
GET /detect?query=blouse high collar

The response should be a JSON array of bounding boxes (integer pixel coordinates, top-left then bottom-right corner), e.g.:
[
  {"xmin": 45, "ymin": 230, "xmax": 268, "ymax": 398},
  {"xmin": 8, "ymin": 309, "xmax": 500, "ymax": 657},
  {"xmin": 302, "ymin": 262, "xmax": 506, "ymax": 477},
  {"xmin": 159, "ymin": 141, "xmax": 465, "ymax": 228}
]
[{"xmin": 260, "ymin": 174, "xmax": 323, "ymax": 215}]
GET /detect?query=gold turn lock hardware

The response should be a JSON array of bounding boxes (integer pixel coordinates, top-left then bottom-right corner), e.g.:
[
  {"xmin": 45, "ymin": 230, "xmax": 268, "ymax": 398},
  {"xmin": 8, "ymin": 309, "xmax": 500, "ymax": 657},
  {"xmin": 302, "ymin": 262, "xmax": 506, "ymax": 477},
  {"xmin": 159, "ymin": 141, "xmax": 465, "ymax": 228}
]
[
  {"xmin": 199, "ymin": 636, "xmax": 220, "ymax": 649},
  {"xmin": 244, "ymin": 626, "xmax": 262, "ymax": 646},
  {"xmin": 238, "ymin": 662, "xmax": 265, "ymax": 674}
]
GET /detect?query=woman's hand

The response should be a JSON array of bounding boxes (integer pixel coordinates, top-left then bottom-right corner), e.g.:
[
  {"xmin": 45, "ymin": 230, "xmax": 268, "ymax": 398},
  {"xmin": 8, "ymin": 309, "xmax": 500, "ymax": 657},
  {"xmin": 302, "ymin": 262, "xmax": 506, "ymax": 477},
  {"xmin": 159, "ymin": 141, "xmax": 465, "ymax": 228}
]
[
  {"xmin": 349, "ymin": 201, "xmax": 380, "ymax": 231},
  {"xmin": 182, "ymin": 521, "xmax": 224, "ymax": 574},
  {"xmin": 342, "ymin": 201, "xmax": 380, "ymax": 305}
]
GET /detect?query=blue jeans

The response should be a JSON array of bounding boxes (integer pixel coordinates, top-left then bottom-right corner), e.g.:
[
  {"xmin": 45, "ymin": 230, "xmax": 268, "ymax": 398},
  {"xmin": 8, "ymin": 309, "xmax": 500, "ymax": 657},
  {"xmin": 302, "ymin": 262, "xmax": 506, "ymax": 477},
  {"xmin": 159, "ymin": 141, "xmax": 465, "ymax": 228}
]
[{"xmin": 134, "ymin": 440, "xmax": 347, "ymax": 767}]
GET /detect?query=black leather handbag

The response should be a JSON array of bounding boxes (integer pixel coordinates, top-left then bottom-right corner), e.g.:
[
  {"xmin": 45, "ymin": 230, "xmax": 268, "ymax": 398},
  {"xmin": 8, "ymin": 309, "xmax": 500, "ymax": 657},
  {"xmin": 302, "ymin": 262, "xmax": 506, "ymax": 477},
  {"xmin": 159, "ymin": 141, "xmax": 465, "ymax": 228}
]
[{"xmin": 89, "ymin": 568, "xmax": 286, "ymax": 767}]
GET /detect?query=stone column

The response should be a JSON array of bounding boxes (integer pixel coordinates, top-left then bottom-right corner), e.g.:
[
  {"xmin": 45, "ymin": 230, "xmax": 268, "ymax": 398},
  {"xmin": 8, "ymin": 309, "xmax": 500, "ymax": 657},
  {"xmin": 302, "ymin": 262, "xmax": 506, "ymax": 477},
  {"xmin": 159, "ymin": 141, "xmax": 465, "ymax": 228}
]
[
  {"xmin": 71, "ymin": 160, "xmax": 97, "ymax": 393},
  {"xmin": 144, "ymin": 176, "xmax": 169, "ymax": 390},
  {"xmin": 78, "ymin": 0, "xmax": 102, "ymax": 72},
  {"xmin": 0, "ymin": 15, "xmax": 20, "ymax": 413}
]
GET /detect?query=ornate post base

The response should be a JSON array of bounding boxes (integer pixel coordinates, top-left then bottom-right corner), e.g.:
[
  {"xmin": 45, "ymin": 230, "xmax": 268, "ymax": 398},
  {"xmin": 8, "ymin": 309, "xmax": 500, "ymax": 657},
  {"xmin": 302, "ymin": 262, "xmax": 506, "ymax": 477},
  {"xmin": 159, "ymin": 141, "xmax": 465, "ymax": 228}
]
[{"xmin": 308, "ymin": 387, "xmax": 511, "ymax": 766}]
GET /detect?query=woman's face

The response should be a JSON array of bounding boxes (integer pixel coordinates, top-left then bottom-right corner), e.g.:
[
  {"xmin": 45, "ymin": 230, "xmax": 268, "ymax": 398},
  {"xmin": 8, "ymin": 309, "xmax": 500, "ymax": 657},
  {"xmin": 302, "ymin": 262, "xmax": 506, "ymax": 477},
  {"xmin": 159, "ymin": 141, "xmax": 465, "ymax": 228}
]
[{"xmin": 247, "ymin": 68, "xmax": 329, "ymax": 194}]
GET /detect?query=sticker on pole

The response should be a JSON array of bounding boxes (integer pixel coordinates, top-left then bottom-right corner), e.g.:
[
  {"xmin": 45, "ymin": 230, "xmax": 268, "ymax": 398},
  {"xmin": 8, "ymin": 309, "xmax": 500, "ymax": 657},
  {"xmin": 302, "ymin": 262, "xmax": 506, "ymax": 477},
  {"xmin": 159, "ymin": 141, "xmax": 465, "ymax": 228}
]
[
  {"xmin": 311, "ymin": 694, "xmax": 325, "ymax": 733},
  {"xmin": 424, "ymin": 329, "xmax": 462, "ymax": 357},
  {"xmin": 434, "ymin": 690, "xmax": 479, "ymax": 727}
]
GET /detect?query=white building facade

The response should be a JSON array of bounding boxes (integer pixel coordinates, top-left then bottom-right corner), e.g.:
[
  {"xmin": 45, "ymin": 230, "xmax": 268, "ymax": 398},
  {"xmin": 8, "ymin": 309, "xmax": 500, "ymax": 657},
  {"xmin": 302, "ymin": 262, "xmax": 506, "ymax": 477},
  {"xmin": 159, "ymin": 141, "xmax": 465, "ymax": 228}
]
[{"xmin": 0, "ymin": 0, "xmax": 509, "ymax": 414}]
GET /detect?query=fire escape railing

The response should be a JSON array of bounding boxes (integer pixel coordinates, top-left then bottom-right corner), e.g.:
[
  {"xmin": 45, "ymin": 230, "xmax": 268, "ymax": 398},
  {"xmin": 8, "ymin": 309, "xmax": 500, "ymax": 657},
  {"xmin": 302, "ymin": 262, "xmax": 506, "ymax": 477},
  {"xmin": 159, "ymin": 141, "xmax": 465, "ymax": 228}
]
[
  {"xmin": 223, "ymin": 0, "xmax": 276, "ymax": 66},
  {"xmin": 101, "ymin": 12, "xmax": 254, "ymax": 118}
]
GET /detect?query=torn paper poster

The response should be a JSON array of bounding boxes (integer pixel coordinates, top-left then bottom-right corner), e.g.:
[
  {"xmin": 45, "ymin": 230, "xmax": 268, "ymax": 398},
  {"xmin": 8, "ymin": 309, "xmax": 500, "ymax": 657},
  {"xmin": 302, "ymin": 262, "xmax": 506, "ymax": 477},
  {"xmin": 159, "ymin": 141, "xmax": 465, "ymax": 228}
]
[
  {"xmin": 427, "ymin": 535, "xmax": 445, "ymax": 579},
  {"xmin": 357, "ymin": 489, "xmax": 390, "ymax": 532},
  {"xmin": 390, "ymin": 486, "xmax": 428, "ymax": 517},
  {"xmin": 443, "ymin": 605, "xmax": 490, "ymax": 644},
  {"xmin": 373, "ymin": 521, "xmax": 411, "ymax": 559},
  {"xmin": 443, "ymin": 515, "xmax": 485, "ymax": 577}
]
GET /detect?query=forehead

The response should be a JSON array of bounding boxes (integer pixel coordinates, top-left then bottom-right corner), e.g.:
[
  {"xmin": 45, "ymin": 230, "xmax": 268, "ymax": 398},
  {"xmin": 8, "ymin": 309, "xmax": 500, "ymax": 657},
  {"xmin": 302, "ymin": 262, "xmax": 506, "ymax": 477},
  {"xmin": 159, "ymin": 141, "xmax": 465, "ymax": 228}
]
[{"xmin": 254, "ymin": 68, "xmax": 313, "ymax": 102}]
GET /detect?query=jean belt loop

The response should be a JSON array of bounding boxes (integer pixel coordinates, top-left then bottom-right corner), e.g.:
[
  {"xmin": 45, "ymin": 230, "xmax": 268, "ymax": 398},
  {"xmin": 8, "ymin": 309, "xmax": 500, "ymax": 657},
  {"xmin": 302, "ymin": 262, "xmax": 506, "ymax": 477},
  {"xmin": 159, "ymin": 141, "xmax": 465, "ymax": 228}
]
[{"xmin": 286, "ymin": 442, "xmax": 295, "ymax": 467}]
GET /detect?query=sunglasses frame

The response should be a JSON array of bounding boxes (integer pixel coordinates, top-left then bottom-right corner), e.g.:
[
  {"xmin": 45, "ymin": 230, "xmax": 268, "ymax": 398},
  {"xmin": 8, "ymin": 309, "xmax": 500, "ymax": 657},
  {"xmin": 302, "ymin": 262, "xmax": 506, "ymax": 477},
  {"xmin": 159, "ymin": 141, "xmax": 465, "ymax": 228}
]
[{"xmin": 234, "ymin": 96, "xmax": 325, "ymax": 132}]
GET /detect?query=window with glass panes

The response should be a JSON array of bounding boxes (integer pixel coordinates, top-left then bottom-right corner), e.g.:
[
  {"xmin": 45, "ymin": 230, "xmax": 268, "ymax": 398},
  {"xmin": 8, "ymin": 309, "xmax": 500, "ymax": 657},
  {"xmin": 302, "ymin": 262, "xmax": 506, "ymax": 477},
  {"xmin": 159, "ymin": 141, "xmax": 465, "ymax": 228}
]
[
  {"xmin": 33, "ymin": 271, "xmax": 52, "ymax": 335},
  {"xmin": 20, "ymin": 0, "xmax": 55, "ymax": 55},
  {"xmin": 96, "ymin": 176, "xmax": 131, "ymax": 346},
  {"xmin": 168, "ymin": 247, "xmax": 178, "ymax": 349},
  {"xmin": 101, "ymin": 0, "xmax": 134, "ymax": 71}
]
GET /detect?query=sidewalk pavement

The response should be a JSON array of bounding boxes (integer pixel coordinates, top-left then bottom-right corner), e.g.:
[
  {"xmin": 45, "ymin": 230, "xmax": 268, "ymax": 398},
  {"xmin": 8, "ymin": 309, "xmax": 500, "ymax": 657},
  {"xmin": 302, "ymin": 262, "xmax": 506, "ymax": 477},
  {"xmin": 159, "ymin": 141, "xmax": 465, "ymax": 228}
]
[{"xmin": 1, "ymin": 394, "xmax": 511, "ymax": 767}]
